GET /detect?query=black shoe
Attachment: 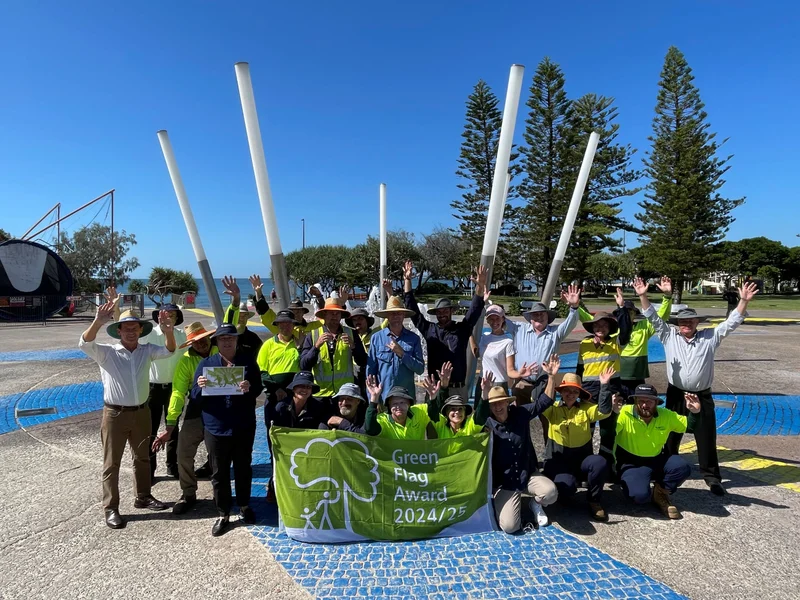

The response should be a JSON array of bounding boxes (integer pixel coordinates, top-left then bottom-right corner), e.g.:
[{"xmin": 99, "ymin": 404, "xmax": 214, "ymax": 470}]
[
  {"xmin": 709, "ymin": 482, "xmax": 726, "ymax": 496},
  {"xmin": 134, "ymin": 495, "xmax": 168, "ymax": 511},
  {"xmin": 167, "ymin": 464, "xmax": 180, "ymax": 480},
  {"xmin": 105, "ymin": 509, "xmax": 126, "ymax": 529},
  {"xmin": 240, "ymin": 506, "xmax": 256, "ymax": 524},
  {"xmin": 172, "ymin": 496, "xmax": 197, "ymax": 515},
  {"xmin": 212, "ymin": 516, "xmax": 231, "ymax": 537},
  {"xmin": 195, "ymin": 463, "xmax": 212, "ymax": 479}
]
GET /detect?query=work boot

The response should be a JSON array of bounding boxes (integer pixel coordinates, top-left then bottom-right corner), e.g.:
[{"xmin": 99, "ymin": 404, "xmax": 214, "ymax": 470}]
[
  {"xmin": 653, "ymin": 484, "xmax": 681, "ymax": 519},
  {"xmin": 588, "ymin": 502, "xmax": 608, "ymax": 522}
]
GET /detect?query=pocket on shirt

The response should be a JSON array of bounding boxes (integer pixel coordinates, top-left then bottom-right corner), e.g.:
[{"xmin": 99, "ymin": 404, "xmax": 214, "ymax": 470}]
[{"xmin": 377, "ymin": 349, "xmax": 396, "ymax": 364}]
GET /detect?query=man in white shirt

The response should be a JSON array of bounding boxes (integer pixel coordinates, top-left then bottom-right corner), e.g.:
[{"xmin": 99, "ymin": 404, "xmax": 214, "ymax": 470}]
[
  {"xmin": 141, "ymin": 303, "xmax": 187, "ymax": 480},
  {"xmin": 79, "ymin": 302, "xmax": 176, "ymax": 529}
]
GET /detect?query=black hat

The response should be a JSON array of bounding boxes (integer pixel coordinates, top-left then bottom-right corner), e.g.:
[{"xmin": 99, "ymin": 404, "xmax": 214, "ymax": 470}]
[
  {"xmin": 152, "ymin": 303, "xmax": 184, "ymax": 326},
  {"xmin": 211, "ymin": 323, "xmax": 239, "ymax": 338},
  {"xmin": 630, "ymin": 384, "xmax": 663, "ymax": 405},
  {"xmin": 426, "ymin": 298, "xmax": 455, "ymax": 315},
  {"xmin": 287, "ymin": 371, "xmax": 320, "ymax": 394},
  {"xmin": 345, "ymin": 307, "xmax": 375, "ymax": 329},
  {"xmin": 288, "ymin": 299, "xmax": 310, "ymax": 315},
  {"xmin": 273, "ymin": 309, "xmax": 301, "ymax": 327},
  {"xmin": 441, "ymin": 395, "xmax": 473, "ymax": 417},
  {"xmin": 622, "ymin": 300, "xmax": 645, "ymax": 322},
  {"xmin": 523, "ymin": 301, "xmax": 557, "ymax": 324},
  {"xmin": 385, "ymin": 385, "xmax": 415, "ymax": 404}
]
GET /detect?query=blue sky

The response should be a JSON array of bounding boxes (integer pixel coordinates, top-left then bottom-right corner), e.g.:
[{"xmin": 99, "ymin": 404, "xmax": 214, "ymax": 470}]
[{"xmin": 1, "ymin": 1, "xmax": 798, "ymax": 278}]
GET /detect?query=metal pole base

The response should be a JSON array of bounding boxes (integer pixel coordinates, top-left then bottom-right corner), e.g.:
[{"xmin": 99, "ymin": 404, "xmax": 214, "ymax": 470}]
[
  {"xmin": 270, "ymin": 252, "xmax": 291, "ymax": 311},
  {"xmin": 198, "ymin": 259, "xmax": 225, "ymax": 326}
]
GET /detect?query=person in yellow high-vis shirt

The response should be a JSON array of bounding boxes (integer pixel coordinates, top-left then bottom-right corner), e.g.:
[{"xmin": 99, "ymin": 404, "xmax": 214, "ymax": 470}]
[
  {"xmin": 422, "ymin": 363, "xmax": 493, "ymax": 439},
  {"xmin": 248, "ymin": 274, "xmax": 323, "ymax": 342}
]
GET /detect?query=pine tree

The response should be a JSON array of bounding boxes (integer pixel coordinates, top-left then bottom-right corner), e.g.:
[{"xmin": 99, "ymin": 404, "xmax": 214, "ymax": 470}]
[
  {"xmin": 517, "ymin": 58, "xmax": 573, "ymax": 287},
  {"xmin": 563, "ymin": 93, "xmax": 642, "ymax": 285},
  {"xmin": 451, "ymin": 80, "xmax": 520, "ymax": 284},
  {"xmin": 637, "ymin": 46, "xmax": 743, "ymax": 301}
]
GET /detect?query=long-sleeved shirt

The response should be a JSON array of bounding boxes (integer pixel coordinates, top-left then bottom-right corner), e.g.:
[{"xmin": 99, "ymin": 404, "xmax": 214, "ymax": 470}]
[
  {"xmin": 366, "ymin": 327, "xmax": 424, "ymax": 401},
  {"xmin": 645, "ymin": 305, "xmax": 745, "ymax": 392},
  {"xmin": 542, "ymin": 385, "xmax": 612, "ymax": 461},
  {"xmin": 140, "ymin": 325, "xmax": 188, "ymax": 384},
  {"xmin": 79, "ymin": 335, "xmax": 174, "ymax": 406},
  {"xmin": 253, "ymin": 296, "xmax": 324, "ymax": 340},
  {"xmin": 273, "ymin": 396, "xmax": 333, "ymax": 430},
  {"xmin": 616, "ymin": 297, "xmax": 671, "ymax": 380},
  {"xmin": 485, "ymin": 392, "xmax": 557, "ymax": 491},
  {"xmin": 190, "ymin": 353, "xmax": 263, "ymax": 436},
  {"xmin": 505, "ymin": 308, "xmax": 579, "ymax": 375},
  {"xmin": 404, "ymin": 290, "xmax": 485, "ymax": 384},
  {"xmin": 166, "ymin": 346, "xmax": 219, "ymax": 426}
]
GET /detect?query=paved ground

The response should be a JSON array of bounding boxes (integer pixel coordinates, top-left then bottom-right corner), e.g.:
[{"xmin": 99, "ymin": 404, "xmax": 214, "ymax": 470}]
[{"xmin": 0, "ymin": 314, "xmax": 798, "ymax": 599}]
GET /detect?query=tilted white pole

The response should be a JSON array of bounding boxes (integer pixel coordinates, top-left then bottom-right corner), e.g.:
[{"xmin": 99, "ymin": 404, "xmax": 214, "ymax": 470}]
[
  {"xmin": 466, "ymin": 64, "xmax": 524, "ymax": 397},
  {"xmin": 157, "ymin": 130, "xmax": 225, "ymax": 325},
  {"xmin": 540, "ymin": 131, "xmax": 601, "ymax": 305},
  {"xmin": 234, "ymin": 62, "xmax": 290, "ymax": 310},
  {"xmin": 379, "ymin": 183, "xmax": 388, "ymax": 308}
]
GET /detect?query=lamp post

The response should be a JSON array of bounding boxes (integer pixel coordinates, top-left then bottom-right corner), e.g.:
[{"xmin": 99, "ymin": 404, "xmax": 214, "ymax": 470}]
[{"xmin": 301, "ymin": 218, "xmax": 306, "ymax": 299}]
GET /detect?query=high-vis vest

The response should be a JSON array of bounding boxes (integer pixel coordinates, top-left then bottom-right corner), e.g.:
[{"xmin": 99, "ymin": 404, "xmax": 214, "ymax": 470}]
[
  {"xmin": 577, "ymin": 337, "xmax": 621, "ymax": 381},
  {"xmin": 310, "ymin": 327, "xmax": 356, "ymax": 397}
]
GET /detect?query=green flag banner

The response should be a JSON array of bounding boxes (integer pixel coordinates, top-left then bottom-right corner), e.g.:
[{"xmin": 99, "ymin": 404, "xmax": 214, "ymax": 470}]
[{"xmin": 270, "ymin": 427, "xmax": 496, "ymax": 543}]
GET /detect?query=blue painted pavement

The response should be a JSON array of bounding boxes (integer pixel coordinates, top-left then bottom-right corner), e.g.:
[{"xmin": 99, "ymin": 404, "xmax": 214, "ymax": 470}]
[
  {"xmin": 0, "ymin": 348, "xmax": 88, "ymax": 362},
  {"xmin": 0, "ymin": 381, "xmax": 104, "ymax": 435}
]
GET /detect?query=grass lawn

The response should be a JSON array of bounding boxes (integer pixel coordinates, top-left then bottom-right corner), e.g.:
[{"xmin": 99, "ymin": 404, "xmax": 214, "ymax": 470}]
[{"xmin": 416, "ymin": 293, "xmax": 800, "ymax": 312}]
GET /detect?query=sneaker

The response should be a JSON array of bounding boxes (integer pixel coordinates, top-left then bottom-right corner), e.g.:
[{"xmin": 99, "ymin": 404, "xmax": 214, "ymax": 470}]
[
  {"xmin": 172, "ymin": 495, "xmax": 196, "ymax": 515},
  {"xmin": 588, "ymin": 502, "xmax": 608, "ymax": 522},
  {"xmin": 653, "ymin": 484, "xmax": 681, "ymax": 519},
  {"xmin": 529, "ymin": 500, "xmax": 549, "ymax": 527},
  {"xmin": 239, "ymin": 506, "xmax": 256, "ymax": 524}
]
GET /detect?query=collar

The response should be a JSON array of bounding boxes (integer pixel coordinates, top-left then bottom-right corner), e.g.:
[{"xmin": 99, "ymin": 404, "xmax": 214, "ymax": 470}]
[{"xmin": 114, "ymin": 342, "xmax": 141, "ymax": 353}]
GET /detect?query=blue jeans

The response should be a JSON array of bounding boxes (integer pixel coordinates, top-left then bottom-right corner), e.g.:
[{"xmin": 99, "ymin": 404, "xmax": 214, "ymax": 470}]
[
  {"xmin": 544, "ymin": 453, "xmax": 608, "ymax": 501},
  {"xmin": 619, "ymin": 455, "xmax": 692, "ymax": 503}
]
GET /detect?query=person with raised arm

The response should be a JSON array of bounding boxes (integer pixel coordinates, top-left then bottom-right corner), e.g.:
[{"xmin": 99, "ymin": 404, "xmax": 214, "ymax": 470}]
[
  {"xmin": 634, "ymin": 276, "xmax": 759, "ymax": 496},
  {"xmin": 423, "ymin": 362, "xmax": 492, "ymax": 439}
]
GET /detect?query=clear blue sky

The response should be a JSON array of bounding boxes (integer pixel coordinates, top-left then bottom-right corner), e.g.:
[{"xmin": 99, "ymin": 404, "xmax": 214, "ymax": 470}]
[{"xmin": 1, "ymin": 1, "xmax": 798, "ymax": 278}]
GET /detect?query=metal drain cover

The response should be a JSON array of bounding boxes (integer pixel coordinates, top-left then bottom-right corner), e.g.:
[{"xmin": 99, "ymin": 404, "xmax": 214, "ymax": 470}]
[{"xmin": 15, "ymin": 407, "xmax": 57, "ymax": 417}]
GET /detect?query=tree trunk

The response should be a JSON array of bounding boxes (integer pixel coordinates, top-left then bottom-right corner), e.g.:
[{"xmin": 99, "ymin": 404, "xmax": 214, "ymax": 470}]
[{"xmin": 672, "ymin": 279, "xmax": 684, "ymax": 304}]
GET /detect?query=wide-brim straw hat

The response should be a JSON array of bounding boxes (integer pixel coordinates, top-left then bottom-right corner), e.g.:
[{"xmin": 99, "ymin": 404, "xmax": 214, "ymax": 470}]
[
  {"xmin": 375, "ymin": 296, "xmax": 414, "ymax": 319},
  {"xmin": 316, "ymin": 298, "xmax": 351, "ymax": 319},
  {"xmin": 523, "ymin": 302, "xmax": 557, "ymax": 324},
  {"xmin": 669, "ymin": 308, "xmax": 710, "ymax": 324},
  {"xmin": 151, "ymin": 303, "xmax": 184, "ymax": 326},
  {"xmin": 345, "ymin": 307, "xmax": 375, "ymax": 329},
  {"xmin": 487, "ymin": 385, "xmax": 515, "ymax": 404},
  {"xmin": 179, "ymin": 321, "xmax": 216, "ymax": 348},
  {"xmin": 441, "ymin": 395, "xmax": 473, "ymax": 417},
  {"xmin": 556, "ymin": 373, "xmax": 591, "ymax": 401},
  {"xmin": 107, "ymin": 310, "xmax": 153, "ymax": 339},
  {"xmin": 582, "ymin": 311, "xmax": 619, "ymax": 335},
  {"xmin": 237, "ymin": 301, "xmax": 255, "ymax": 319}
]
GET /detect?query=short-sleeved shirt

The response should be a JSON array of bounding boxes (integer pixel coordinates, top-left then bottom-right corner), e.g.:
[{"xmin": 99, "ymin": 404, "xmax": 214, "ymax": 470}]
[
  {"xmin": 374, "ymin": 404, "xmax": 430, "ymax": 440},
  {"xmin": 433, "ymin": 414, "xmax": 484, "ymax": 439},
  {"xmin": 479, "ymin": 333, "xmax": 515, "ymax": 383},
  {"xmin": 614, "ymin": 405, "xmax": 687, "ymax": 460}
]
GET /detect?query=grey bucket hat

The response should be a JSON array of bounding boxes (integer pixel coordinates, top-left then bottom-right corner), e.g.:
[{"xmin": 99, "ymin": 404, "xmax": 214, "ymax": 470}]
[
  {"xmin": 426, "ymin": 298, "xmax": 455, "ymax": 315},
  {"xmin": 333, "ymin": 382, "xmax": 366, "ymax": 403},
  {"xmin": 669, "ymin": 308, "xmax": 710, "ymax": 324},
  {"xmin": 441, "ymin": 395, "xmax": 473, "ymax": 417},
  {"xmin": 523, "ymin": 301, "xmax": 557, "ymax": 324}
]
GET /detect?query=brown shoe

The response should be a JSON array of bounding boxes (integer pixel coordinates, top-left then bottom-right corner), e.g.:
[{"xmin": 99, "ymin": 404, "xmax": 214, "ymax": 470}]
[
  {"xmin": 134, "ymin": 495, "xmax": 168, "ymax": 511},
  {"xmin": 588, "ymin": 502, "xmax": 608, "ymax": 522},
  {"xmin": 653, "ymin": 484, "xmax": 681, "ymax": 519}
]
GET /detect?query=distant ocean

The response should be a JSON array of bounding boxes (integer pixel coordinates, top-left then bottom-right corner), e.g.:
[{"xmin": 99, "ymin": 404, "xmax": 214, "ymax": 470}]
[{"xmin": 116, "ymin": 278, "xmax": 304, "ymax": 309}]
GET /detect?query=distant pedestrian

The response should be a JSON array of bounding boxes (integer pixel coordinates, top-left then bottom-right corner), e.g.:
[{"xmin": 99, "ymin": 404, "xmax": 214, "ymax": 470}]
[
  {"xmin": 79, "ymin": 304, "xmax": 176, "ymax": 529},
  {"xmin": 270, "ymin": 288, "xmax": 277, "ymax": 303},
  {"xmin": 722, "ymin": 286, "xmax": 739, "ymax": 318}
]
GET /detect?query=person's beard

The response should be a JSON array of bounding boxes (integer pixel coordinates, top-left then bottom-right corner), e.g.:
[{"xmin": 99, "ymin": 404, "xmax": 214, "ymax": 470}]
[{"xmin": 340, "ymin": 404, "xmax": 358, "ymax": 418}]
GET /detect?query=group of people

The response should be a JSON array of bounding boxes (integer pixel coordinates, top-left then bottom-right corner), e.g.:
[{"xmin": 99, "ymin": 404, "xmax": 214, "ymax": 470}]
[{"xmin": 80, "ymin": 266, "xmax": 759, "ymax": 537}]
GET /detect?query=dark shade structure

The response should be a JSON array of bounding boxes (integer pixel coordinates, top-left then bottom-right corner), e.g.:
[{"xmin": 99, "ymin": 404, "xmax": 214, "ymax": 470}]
[{"xmin": 0, "ymin": 239, "xmax": 73, "ymax": 320}]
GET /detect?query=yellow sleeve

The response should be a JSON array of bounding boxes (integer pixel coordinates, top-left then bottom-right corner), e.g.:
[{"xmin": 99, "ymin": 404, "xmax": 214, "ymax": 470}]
[
  {"xmin": 656, "ymin": 295, "xmax": 672, "ymax": 320},
  {"xmin": 166, "ymin": 355, "xmax": 192, "ymax": 426},
  {"xmin": 577, "ymin": 306, "xmax": 593, "ymax": 323},
  {"xmin": 259, "ymin": 306, "xmax": 280, "ymax": 335}
]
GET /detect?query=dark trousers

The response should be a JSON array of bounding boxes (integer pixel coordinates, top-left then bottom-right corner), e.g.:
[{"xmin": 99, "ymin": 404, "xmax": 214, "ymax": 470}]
[
  {"xmin": 583, "ymin": 378, "xmax": 627, "ymax": 468},
  {"xmin": 544, "ymin": 453, "xmax": 608, "ymax": 501},
  {"xmin": 665, "ymin": 384, "xmax": 720, "ymax": 484},
  {"xmin": 204, "ymin": 426, "xmax": 256, "ymax": 515},
  {"xmin": 619, "ymin": 455, "xmax": 692, "ymax": 503},
  {"xmin": 148, "ymin": 383, "xmax": 178, "ymax": 473}
]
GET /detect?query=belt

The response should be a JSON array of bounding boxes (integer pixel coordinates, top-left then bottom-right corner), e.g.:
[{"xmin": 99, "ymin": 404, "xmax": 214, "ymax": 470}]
[
  {"xmin": 150, "ymin": 382, "xmax": 172, "ymax": 389},
  {"xmin": 104, "ymin": 403, "xmax": 149, "ymax": 412}
]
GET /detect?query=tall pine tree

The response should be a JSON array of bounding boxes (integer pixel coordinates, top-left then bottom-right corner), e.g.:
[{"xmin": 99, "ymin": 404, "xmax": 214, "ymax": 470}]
[
  {"xmin": 517, "ymin": 58, "xmax": 573, "ymax": 287},
  {"xmin": 563, "ymin": 93, "xmax": 642, "ymax": 285},
  {"xmin": 451, "ymin": 80, "xmax": 520, "ymax": 284},
  {"xmin": 637, "ymin": 46, "xmax": 743, "ymax": 301}
]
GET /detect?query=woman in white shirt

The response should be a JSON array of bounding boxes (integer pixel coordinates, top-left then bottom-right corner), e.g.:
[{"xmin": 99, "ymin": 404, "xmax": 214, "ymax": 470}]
[{"xmin": 479, "ymin": 305, "xmax": 536, "ymax": 392}]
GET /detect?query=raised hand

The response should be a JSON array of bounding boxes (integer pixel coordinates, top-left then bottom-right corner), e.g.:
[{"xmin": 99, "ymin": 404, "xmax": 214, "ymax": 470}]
[
  {"xmin": 420, "ymin": 373, "xmax": 440, "ymax": 399},
  {"xmin": 615, "ymin": 287, "xmax": 624, "ymax": 308},
  {"xmin": 249, "ymin": 275, "xmax": 263, "ymax": 295},
  {"xmin": 480, "ymin": 371, "xmax": 495, "ymax": 395},
  {"xmin": 158, "ymin": 309, "xmax": 175, "ymax": 331},
  {"xmin": 472, "ymin": 265, "xmax": 488, "ymax": 294},
  {"xmin": 599, "ymin": 367, "xmax": 616, "ymax": 385},
  {"xmin": 222, "ymin": 276, "xmax": 240, "ymax": 298},
  {"xmin": 382, "ymin": 279, "xmax": 394, "ymax": 297},
  {"xmin": 366, "ymin": 375, "xmax": 383, "ymax": 403},
  {"xmin": 560, "ymin": 284, "xmax": 582, "ymax": 308},
  {"xmin": 518, "ymin": 362, "xmax": 538, "ymax": 379},
  {"xmin": 656, "ymin": 276, "xmax": 672, "ymax": 295},
  {"xmin": 437, "ymin": 361, "xmax": 453, "ymax": 388},
  {"xmin": 338, "ymin": 285, "xmax": 350, "ymax": 304},
  {"xmin": 633, "ymin": 277, "xmax": 649, "ymax": 297},
  {"xmin": 104, "ymin": 286, "xmax": 119, "ymax": 305},
  {"xmin": 541, "ymin": 354, "xmax": 561, "ymax": 375},
  {"xmin": 95, "ymin": 301, "xmax": 116, "ymax": 324},
  {"xmin": 739, "ymin": 281, "xmax": 759, "ymax": 302},
  {"xmin": 685, "ymin": 392, "xmax": 702, "ymax": 414},
  {"xmin": 403, "ymin": 260, "xmax": 414, "ymax": 281},
  {"xmin": 484, "ymin": 289, "xmax": 492, "ymax": 303}
]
